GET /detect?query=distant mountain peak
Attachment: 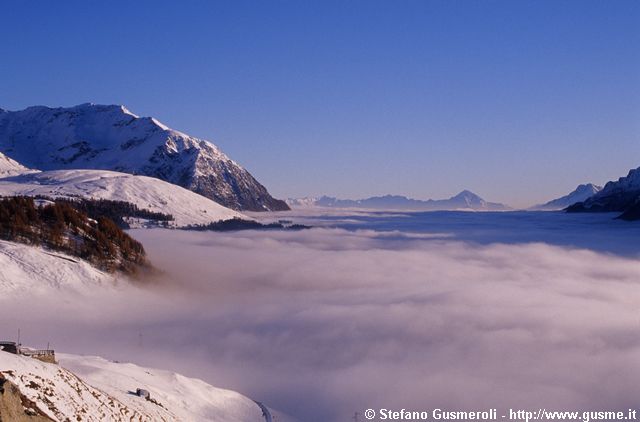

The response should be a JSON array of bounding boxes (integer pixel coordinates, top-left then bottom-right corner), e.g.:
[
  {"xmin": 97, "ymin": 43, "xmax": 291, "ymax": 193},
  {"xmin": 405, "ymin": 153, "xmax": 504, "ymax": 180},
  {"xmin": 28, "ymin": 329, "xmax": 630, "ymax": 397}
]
[
  {"xmin": 566, "ymin": 166, "xmax": 640, "ymax": 220},
  {"xmin": 0, "ymin": 103, "xmax": 289, "ymax": 211},
  {"xmin": 532, "ymin": 183, "xmax": 602, "ymax": 211},
  {"xmin": 575, "ymin": 183, "xmax": 600, "ymax": 192},
  {"xmin": 288, "ymin": 191, "xmax": 510, "ymax": 211},
  {"xmin": 451, "ymin": 190, "xmax": 482, "ymax": 200}
]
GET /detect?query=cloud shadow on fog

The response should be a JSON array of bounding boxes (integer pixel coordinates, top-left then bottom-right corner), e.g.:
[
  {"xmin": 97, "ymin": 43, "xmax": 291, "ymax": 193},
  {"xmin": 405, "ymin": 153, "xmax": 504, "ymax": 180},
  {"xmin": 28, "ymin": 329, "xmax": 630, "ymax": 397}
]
[{"xmin": 284, "ymin": 210, "xmax": 640, "ymax": 256}]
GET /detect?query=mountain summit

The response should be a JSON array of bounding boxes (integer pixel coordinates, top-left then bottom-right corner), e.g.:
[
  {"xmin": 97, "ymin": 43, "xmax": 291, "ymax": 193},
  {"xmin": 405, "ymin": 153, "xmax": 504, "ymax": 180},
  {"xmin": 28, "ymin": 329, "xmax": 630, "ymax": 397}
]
[
  {"xmin": 0, "ymin": 104, "xmax": 289, "ymax": 211},
  {"xmin": 531, "ymin": 183, "xmax": 602, "ymax": 210},
  {"xmin": 449, "ymin": 190, "xmax": 488, "ymax": 208}
]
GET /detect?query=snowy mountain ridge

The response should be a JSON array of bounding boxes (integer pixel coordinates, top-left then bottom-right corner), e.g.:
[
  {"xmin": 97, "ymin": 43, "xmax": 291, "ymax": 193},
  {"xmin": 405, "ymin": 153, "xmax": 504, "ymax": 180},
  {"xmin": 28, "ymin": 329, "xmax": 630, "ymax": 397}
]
[
  {"xmin": 288, "ymin": 190, "xmax": 510, "ymax": 211},
  {"xmin": 566, "ymin": 166, "xmax": 640, "ymax": 220},
  {"xmin": 0, "ymin": 104, "xmax": 289, "ymax": 211},
  {"xmin": 594, "ymin": 167, "xmax": 640, "ymax": 197},
  {"xmin": 531, "ymin": 183, "xmax": 602, "ymax": 210}
]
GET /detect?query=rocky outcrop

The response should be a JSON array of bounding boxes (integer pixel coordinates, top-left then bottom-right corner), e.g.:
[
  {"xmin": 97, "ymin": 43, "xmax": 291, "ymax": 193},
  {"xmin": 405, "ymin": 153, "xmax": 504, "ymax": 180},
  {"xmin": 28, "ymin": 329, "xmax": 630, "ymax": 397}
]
[{"xmin": 0, "ymin": 374, "xmax": 53, "ymax": 422}]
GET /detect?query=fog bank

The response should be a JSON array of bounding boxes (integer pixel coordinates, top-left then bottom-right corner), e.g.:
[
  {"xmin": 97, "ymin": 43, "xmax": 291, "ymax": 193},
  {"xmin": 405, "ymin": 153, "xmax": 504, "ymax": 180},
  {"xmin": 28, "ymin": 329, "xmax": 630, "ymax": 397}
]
[{"xmin": 2, "ymin": 221, "xmax": 640, "ymax": 421}]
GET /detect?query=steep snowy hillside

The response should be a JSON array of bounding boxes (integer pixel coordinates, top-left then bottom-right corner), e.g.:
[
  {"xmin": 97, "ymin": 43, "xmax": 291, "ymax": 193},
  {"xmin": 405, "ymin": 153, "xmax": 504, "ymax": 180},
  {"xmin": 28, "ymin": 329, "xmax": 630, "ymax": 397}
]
[
  {"xmin": 0, "ymin": 351, "xmax": 267, "ymax": 421},
  {"xmin": 0, "ymin": 169, "xmax": 245, "ymax": 227},
  {"xmin": 288, "ymin": 190, "xmax": 510, "ymax": 211},
  {"xmin": 0, "ymin": 152, "xmax": 35, "ymax": 177},
  {"xmin": 0, "ymin": 104, "xmax": 289, "ymax": 211},
  {"xmin": 532, "ymin": 183, "xmax": 602, "ymax": 210},
  {"xmin": 0, "ymin": 239, "xmax": 118, "ymax": 294},
  {"xmin": 567, "ymin": 167, "xmax": 640, "ymax": 220}
]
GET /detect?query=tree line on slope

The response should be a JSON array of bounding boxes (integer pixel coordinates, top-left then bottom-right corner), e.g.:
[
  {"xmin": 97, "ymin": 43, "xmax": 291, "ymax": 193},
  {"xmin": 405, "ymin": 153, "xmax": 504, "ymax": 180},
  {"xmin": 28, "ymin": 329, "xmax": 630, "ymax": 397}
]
[
  {"xmin": 0, "ymin": 196, "xmax": 147, "ymax": 273},
  {"xmin": 34, "ymin": 196, "xmax": 174, "ymax": 228}
]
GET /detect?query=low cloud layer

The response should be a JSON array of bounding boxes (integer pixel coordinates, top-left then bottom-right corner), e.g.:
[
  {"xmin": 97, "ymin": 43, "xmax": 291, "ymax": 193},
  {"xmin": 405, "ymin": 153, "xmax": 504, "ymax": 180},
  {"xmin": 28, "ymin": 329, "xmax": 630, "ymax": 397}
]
[{"xmin": 2, "ymin": 224, "xmax": 640, "ymax": 421}]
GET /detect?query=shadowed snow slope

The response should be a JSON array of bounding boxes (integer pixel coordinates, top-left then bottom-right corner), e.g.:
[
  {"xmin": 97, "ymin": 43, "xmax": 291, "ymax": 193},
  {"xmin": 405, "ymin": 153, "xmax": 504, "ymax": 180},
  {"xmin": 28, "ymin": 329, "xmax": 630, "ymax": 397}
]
[
  {"xmin": 0, "ymin": 169, "xmax": 245, "ymax": 227},
  {"xmin": 0, "ymin": 239, "xmax": 118, "ymax": 294},
  {"xmin": 0, "ymin": 351, "xmax": 265, "ymax": 422}
]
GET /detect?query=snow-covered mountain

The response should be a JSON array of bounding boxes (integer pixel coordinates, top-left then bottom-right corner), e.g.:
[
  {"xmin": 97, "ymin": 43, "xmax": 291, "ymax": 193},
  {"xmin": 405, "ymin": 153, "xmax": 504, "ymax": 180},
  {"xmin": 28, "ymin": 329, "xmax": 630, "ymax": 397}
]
[
  {"xmin": 0, "ymin": 151, "xmax": 35, "ymax": 177},
  {"xmin": 288, "ymin": 190, "xmax": 511, "ymax": 211},
  {"xmin": 0, "ymin": 351, "xmax": 271, "ymax": 421},
  {"xmin": 0, "ymin": 169, "xmax": 245, "ymax": 227},
  {"xmin": 0, "ymin": 104, "xmax": 289, "ymax": 211},
  {"xmin": 566, "ymin": 167, "xmax": 640, "ymax": 220},
  {"xmin": 531, "ymin": 183, "xmax": 602, "ymax": 210}
]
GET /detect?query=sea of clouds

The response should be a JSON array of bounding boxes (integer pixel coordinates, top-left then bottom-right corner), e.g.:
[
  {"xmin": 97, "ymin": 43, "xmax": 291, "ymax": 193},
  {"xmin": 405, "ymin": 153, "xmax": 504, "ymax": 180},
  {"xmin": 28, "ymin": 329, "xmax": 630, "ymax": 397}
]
[{"xmin": 2, "ymin": 213, "xmax": 640, "ymax": 421}]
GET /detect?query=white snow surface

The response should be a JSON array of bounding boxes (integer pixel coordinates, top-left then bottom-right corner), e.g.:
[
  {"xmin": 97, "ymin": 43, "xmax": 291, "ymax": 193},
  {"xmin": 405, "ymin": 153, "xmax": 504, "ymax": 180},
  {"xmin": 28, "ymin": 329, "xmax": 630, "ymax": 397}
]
[
  {"xmin": 0, "ymin": 151, "xmax": 36, "ymax": 177},
  {"xmin": 0, "ymin": 351, "xmax": 266, "ymax": 421},
  {"xmin": 0, "ymin": 239, "xmax": 118, "ymax": 294},
  {"xmin": 0, "ymin": 169, "xmax": 246, "ymax": 227}
]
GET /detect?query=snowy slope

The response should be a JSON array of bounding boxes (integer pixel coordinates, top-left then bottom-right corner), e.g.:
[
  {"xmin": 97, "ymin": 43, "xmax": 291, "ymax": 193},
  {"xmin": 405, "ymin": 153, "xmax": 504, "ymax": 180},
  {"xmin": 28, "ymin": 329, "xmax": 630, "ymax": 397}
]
[
  {"xmin": 288, "ymin": 190, "xmax": 511, "ymax": 211},
  {"xmin": 0, "ymin": 351, "xmax": 266, "ymax": 421},
  {"xmin": 0, "ymin": 169, "xmax": 245, "ymax": 227},
  {"xmin": 0, "ymin": 104, "xmax": 289, "ymax": 211},
  {"xmin": 0, "ymin": 151, "xmax": 35, "ymax": 177},
  {"xmin": 0, "ymin": 239, "xmax": 118, "ymax": 294},
  {"xmin": 531, "ymin": 183, "xmax": 602, "ymax": 210}
]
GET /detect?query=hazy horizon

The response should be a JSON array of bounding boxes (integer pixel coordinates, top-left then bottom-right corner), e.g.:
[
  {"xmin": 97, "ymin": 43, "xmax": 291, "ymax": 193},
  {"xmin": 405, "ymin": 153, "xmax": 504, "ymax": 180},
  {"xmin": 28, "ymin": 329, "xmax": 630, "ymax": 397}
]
[
  {"xmin": 0, "ymin": 100, "xmax": 630, "ymax": 210},
  {"xmin": 2, "ymin": 0, "xmax": 638, "ymax": 208}
]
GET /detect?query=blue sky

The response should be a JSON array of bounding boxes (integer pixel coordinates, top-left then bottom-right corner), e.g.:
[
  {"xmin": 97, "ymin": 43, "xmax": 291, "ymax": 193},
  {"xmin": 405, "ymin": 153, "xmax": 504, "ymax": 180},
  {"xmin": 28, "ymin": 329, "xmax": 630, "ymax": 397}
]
[{"xmin": 1, "ymin": 0, "xmax": 639, "ymax": 207}]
